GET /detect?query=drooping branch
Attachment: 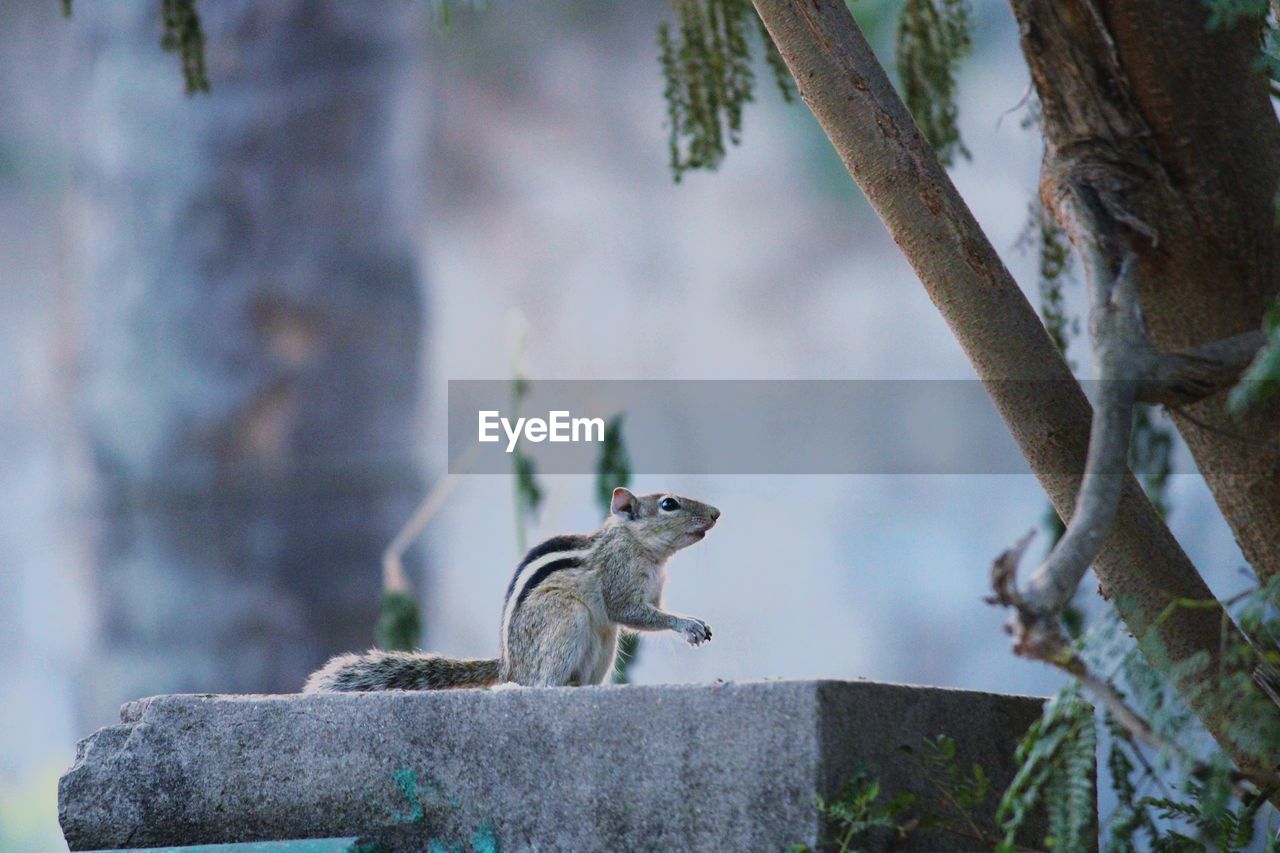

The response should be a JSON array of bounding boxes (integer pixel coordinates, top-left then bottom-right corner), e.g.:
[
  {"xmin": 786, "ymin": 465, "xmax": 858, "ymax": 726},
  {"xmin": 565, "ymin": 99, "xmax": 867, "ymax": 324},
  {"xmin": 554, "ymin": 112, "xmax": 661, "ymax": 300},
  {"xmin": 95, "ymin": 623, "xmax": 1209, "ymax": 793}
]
[
  {"xmin": 749, "ymin": 0, "xmax": 1280, "ymax": 785},
  {"xmin": 990, "ymin": 256, "xmax": 1140, "ymax": 623},
  {"xmin": 989, "ymin": 181, "xmax": 1266, "ymax": 650},
  {"xmin": 1142, "ymin": 330, "xmax": 1269, "ymax": 407}
]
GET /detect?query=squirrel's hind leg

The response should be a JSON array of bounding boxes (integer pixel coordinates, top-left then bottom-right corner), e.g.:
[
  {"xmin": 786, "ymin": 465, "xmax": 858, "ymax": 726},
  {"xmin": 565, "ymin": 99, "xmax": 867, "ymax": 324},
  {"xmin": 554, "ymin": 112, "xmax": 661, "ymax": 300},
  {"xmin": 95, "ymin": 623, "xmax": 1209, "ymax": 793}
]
[{"xmin": 506, "ymin": 599, "xmax": 595, "ymax": 687}]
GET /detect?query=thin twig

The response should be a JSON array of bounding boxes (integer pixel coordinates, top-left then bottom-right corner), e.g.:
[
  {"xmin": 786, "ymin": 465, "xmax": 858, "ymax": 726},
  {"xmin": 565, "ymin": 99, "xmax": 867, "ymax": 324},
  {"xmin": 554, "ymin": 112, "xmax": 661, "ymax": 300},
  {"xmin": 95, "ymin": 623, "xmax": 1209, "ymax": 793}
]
[
  {"xmin": 1021, "ymin": 625, "xmax": 1279, "ymax": 799},
  {"xmin": 1139, "ymin": 330, "xmax": 1268, "ymax": 406},
  {"xmin": 382, "ymin": 444, "xmax": 477, "ymax": 594}
]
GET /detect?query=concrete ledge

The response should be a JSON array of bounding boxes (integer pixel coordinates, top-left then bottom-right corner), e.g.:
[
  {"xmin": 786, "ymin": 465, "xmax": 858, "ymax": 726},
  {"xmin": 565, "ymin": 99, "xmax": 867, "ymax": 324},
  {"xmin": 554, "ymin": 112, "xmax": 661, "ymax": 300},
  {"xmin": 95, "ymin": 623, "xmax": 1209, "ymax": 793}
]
[{"xmin": 60, "ymin": 680, "xmax": 1058, "ymax": 851}]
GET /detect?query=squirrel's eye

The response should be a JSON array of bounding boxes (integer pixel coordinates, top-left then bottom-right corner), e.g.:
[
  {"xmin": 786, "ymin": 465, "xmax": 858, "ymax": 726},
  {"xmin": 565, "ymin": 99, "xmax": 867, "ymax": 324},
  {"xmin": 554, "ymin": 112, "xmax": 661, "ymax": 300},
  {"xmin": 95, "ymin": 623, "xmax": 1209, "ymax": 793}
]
[{"xmin": 659, "ymin": 497, "xmax": 680, "ymax": 511}]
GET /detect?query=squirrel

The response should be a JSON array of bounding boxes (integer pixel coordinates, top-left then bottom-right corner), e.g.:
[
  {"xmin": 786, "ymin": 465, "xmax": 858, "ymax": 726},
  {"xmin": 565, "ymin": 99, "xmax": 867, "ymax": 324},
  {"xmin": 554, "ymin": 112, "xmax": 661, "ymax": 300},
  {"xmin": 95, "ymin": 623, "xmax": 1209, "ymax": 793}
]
[{"xmin": 303, "ymin": 487, "xmax": 719, "ymax": 692}]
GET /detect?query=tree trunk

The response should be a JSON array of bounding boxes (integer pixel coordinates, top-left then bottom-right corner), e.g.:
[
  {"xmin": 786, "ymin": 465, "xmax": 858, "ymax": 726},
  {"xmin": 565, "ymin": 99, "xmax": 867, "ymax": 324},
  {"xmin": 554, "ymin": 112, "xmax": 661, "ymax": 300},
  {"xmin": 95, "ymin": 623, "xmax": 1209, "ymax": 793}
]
[
  {"xmin": 70, "ymin": 1, "xmax": 428, "ymax": 719},
  {"xmin": 1010, "ymin": 0, "xmax": 1280, "ymax": 585},
  {"xmin": 750, "ymin": 0, "xmax": 1280, "ymax": 783}
]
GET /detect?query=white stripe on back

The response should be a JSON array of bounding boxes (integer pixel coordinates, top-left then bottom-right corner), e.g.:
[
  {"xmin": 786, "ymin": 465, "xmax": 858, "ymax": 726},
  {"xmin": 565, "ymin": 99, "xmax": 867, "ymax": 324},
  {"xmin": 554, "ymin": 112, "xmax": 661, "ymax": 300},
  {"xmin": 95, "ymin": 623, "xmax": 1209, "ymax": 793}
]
[{"xmin": 501, "ymin": 546, "xmax": 594, "ymax": 659}]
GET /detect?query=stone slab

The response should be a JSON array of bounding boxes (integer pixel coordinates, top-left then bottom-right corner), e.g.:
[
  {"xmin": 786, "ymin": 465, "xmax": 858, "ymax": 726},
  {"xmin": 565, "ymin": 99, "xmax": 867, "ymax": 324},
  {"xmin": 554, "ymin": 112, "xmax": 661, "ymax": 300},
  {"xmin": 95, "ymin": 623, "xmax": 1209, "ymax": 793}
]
[{"xmin": 60, "ymin": 680, "xmax": 1062, "ymax": 851}]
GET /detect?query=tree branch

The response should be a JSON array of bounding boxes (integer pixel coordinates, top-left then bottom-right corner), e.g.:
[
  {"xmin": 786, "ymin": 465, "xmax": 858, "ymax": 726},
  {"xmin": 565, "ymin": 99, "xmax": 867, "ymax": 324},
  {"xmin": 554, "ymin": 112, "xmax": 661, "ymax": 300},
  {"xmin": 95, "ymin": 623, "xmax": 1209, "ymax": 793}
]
[
  {"xmin": 748, "ymin": 0, "xmax": 1280, "ymax": 785},
  {"xmin": 382, "ymin": 444, "xmax": 477, "ymax": 594},
  {"xmin": 990, "ymin": 180, "xmax": 1268, "ymax": 648},
  {"xmin": 1140, "ymin": 330, "xmax": 1269, "ymax": 407},
  {"xmin": 1016, "ymin": 256, "xmax": 1139, "ymax": 614}
]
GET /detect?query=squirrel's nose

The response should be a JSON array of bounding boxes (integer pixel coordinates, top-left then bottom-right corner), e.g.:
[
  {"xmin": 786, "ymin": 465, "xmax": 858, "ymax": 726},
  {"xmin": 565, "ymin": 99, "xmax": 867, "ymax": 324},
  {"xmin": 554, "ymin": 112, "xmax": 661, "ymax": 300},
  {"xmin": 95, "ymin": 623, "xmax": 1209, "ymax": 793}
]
[{"xmin": 710, "ymin": 507, "xmax": 721, "ymax": 521}]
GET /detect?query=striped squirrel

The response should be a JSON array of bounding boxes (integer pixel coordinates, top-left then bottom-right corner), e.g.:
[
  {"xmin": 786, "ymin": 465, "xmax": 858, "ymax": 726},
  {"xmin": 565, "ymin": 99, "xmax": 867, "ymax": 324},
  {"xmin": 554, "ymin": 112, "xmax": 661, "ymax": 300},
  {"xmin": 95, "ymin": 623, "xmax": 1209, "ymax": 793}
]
[{"xmin": 303, "ymin": 487, "xmax": 719, "ymax": 692}]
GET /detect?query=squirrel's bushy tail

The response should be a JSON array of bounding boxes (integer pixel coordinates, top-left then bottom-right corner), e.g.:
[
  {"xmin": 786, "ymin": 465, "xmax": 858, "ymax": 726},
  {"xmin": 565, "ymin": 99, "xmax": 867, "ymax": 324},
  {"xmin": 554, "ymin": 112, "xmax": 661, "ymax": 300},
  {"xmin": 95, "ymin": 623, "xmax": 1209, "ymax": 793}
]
[{"xmin": 303, "ymin": 650, "xmax": 501, "ymax": 693}]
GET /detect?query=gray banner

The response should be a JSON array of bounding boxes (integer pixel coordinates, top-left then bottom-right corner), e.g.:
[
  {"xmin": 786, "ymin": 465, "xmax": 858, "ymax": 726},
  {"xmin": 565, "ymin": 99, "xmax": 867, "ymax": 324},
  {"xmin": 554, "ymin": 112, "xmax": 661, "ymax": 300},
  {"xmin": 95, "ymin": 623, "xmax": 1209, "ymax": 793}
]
[{"xmin": 446, "ymin": 380, "xmax": 1155, "ymax": 475}]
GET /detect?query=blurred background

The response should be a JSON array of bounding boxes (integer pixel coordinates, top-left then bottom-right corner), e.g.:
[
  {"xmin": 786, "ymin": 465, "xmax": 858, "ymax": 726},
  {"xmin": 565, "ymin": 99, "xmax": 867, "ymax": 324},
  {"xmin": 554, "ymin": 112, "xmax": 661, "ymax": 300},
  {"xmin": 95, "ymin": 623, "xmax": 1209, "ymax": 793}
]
[{"xmin": 0, "ymin": 1, "xmax": 1254, "ymax": 848}]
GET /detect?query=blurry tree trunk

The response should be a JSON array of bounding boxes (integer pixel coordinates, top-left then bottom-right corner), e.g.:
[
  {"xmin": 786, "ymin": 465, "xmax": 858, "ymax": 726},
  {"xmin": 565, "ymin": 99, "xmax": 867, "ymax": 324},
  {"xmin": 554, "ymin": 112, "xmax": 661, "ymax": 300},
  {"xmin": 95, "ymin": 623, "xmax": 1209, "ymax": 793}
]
[{"xmin": 70, "ymin": 1, "xmax": 428, "ymax": 719}]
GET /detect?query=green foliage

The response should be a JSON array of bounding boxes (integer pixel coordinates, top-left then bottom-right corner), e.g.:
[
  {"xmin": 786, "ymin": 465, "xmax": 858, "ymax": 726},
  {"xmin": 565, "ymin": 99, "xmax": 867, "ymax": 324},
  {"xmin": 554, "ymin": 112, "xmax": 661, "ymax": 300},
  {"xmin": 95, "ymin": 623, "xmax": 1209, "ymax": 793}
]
[
  {"xmin": 1238, "ymin": 573, "xmax": 1280, "ymax": 666},
  {"xmin": 612, "ymin": 630, "xmax": 642, "ymax": 684},
  {"xmin": 657, "ymin": 0, "xmax": 793, "ymax": 181},
  {"xmin": 1044, "ymin": 701, "xmax": 1097, "ymax": 851},
  {"xmin": 1103, "ymin": 713, "xmax": 1160, "ymax": 852},
  {"xmin": 895, "ymin": 0, "xmax": 972, "ymax": 166},
  {"xmin": 509, "ymin": 375, "xmax": 542, "ymax": 554},
  {"xmin": 513, "ymin": 452, "xmax": 542, "ymax": 521},
  {"xmin": 430, "ymin": 0, "xmax": 475, "ymax": 31},
  {"xmin": 1129, "ymin": 405, "xmax": 1174, "ymax": 518},
  {"xmin": 376, "ymin": 589, "xmax": 423, "ymax": 652},
  {"xmin": 1016, "ymin": 202, "xmax": 1081, "ymax": 559},
  {"xmin": 1134, "ymin": 752, "xmax": 1275, "ymax": 852},
  {"xmin": 594, "ymin": 414, "xmax": 632, "ymax": 518},
  {"xmin": 1017, "ymin": 201, "xmax": 1078, "ymax": 370},
  {"xmin": 1202, "ymin": 0, "xmax": 1270, "ymax": 30},
  {"xmin": 1006, "ymin": 578, "xmax": 1280, "ymax": 851},
  {"xmin": 1228, "ymin": 297, "xmax": 1280, "ymax": 411},
  {"xmin": 1144, "ymin": 584, "xmax": 1280, "ymax": 776},
  {"xmin": 161, "ymin": 0, "xmax": 210, "ymax": 95},
  {"xmin": 798, "ymin": 764, "xmax": 919, "ymax": 853},
  {"xmin": 1263, "ymin": 25, "xmax": 1280, "ymax": 88},
  {"xmin": 61, "ymin": 0, "xmax": 210, "ymax": 94},
  {"xmin": 1202, "ymin": 0, "xmax": 1280, "ymax": 93},
  {"xmin": 1213, "ymin": 573, "xmax": 1280, "ymax": 758},
  {"xmin": 901, "ymin": 734, "xmax": 992, "ymax": 843},
  {"xmin": 996, "ymin": 681, "xmax": 1095, "ymax": 852},
  {"xmin": 795, "ymin": 735, "xmax": 998, "ymax": 851},
  {"xmin": 592, "ymin": 413, "xmax": 643, "ymax": 685},
  {"xmin": 1042, "ymin": 502, "xmax": 1067, "ymax": 549}
]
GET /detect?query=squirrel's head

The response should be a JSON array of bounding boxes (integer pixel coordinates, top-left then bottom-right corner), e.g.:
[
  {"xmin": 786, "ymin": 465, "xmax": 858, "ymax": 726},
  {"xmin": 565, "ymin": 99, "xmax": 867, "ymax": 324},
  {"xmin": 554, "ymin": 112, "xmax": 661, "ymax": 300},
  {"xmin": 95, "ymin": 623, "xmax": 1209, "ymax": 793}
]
[{"xmin": 608, "ymin": 487, "xmax": 720, "ymax": 555}]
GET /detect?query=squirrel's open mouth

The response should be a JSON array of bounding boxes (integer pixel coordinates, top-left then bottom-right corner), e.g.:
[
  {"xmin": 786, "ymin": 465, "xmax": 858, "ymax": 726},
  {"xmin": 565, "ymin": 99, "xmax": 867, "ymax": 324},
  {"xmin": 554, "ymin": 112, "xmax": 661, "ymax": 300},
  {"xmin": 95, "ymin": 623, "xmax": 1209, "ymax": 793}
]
[
  {"xmin": 683, "ymin": 513, "xmax": 718, "ymax": 542},
  {"xmin": 688, "ymin": 519, "xmax": 716, "ymax": 537}
]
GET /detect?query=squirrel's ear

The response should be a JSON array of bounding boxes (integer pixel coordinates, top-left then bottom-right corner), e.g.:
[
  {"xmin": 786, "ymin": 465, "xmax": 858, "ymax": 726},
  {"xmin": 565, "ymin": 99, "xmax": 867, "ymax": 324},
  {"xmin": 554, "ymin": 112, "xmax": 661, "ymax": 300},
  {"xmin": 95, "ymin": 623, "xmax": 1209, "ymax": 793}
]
[{"xmin": 610, "ymin": 487, "xmax": 637, "ymax": 519}]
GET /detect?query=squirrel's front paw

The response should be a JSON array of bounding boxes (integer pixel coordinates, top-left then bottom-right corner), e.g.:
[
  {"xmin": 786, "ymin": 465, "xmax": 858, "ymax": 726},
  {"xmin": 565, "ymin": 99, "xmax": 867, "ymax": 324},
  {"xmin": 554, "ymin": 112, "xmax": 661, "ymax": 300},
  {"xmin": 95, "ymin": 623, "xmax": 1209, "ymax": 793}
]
[{"xmin": 678, "ymin": 617, "xmax": 712, "ymax": 646}]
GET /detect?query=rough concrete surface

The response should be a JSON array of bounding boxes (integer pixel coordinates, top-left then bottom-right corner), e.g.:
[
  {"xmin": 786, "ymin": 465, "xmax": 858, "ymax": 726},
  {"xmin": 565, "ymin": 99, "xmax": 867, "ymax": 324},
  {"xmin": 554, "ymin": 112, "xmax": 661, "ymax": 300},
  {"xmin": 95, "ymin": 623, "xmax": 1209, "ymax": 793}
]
[{"xmin": 60, "ymin": 680, "xmax": 1062, "ymax": 851}]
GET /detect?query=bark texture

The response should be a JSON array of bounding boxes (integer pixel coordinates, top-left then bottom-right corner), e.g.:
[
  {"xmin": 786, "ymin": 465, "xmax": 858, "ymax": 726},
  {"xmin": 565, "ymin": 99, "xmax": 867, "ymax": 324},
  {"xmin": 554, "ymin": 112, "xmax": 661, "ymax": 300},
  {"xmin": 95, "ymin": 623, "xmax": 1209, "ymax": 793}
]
[
  {"xmin": 750, "ymin": 0, "xmax": 1280, "ymax": 780},
  {"xmin": 70, "ymin": 2, "xmax": 428, "ymax": 719},
  {"xmin": 1012, "ymin": 0, "xmax": 1280, "ymax": 583}
]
